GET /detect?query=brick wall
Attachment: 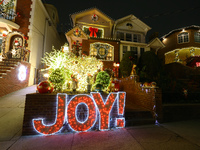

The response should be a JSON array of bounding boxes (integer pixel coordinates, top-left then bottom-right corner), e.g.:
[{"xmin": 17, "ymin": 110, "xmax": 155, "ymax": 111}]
[
  {"xmin": 0, "ymin": 61, "xmax": 30, "ymax": 97},
  {"xmin": 15, "ymin": 0, "xmax": 32, "ymax": 36},
  {"xmin": 119, "ymin": 76, "xmax": 163, "ymax": 122}
]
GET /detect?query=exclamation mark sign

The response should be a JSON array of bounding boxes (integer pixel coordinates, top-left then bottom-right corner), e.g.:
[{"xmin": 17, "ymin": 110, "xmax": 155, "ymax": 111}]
[{"xmin": 116, "ymin": 92, "xmax": 126, "ymax": 128}]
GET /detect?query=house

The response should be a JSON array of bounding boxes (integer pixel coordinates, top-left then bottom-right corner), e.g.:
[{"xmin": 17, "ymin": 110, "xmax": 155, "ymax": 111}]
[
  {"xmin": 0, "ymin": 0, "xmax": 63, "ymax": 97},
  {"xmin": 65, "ymin": 8, "xmax": 164, "ymax": 70},
  {"xmin": 158, "ymin": 25, "xmax": 200, "ymax": 66}
]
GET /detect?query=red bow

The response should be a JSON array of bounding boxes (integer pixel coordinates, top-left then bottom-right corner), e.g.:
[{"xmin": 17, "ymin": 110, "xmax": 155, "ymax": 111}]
[
  {"xmin": 89, "ymin": 27, "xmax": 98, "ymax": 37},
  {"xmin": 0, "ymin": 0, "xmax": 4, "ymax": 5}
]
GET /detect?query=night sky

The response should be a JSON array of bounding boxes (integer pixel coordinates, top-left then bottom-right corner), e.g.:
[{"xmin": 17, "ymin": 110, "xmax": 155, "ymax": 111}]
[{"xmin": 43, "ymin": 0, "xmax": 200, "ymax": 41}]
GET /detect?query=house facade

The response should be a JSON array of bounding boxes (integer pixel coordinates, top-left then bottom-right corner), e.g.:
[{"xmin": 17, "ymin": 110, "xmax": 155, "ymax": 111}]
[
  {"xmin": 158, "ymin": 25, "xmax": 200, "ymax": 67},
  {"xmin": 0, "ymin": 0, "xmax": 63, "ymax": 96},
  {"xmin": 65, "ymin": 8, "xmax": 164, "ymax": 70}
]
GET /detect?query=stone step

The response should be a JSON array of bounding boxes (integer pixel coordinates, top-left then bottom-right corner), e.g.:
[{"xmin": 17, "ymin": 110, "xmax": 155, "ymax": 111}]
[
  {"xmin": 0, "ymin": 72, "xmax": 7, "ymax": 77},
  {"xmin": 0, "ymin": 66, "xmax": 14, "ymax": 70},
  {"xmin": 3, "ymin": 58, "xmax": 21, "ymax": 62},
  {"xmin": 0, "ymin": 70, "xmax": 9, "ymax": 73},
  {"xmin": 0, "ymin": 64, "xmax": 16, "ymax": 68},
  {"xmin": 0, "ymin": 62, "xmax": 19, "ymax": 66}
]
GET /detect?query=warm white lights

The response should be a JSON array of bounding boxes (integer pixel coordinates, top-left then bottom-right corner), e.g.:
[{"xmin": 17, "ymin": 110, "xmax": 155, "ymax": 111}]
[
  {"xmin": 63, "ymin": 43, "xmax": 69, "ymax": 53},
  {"xmin": 43, "ymin": 73, "xmax": 49, "ymax": 78}
]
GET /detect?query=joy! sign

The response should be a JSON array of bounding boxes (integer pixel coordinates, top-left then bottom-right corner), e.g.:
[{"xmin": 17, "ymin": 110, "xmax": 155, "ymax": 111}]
[{"xmin": 32, "ymin": 92, "xmax": 126, "ymax": 135}]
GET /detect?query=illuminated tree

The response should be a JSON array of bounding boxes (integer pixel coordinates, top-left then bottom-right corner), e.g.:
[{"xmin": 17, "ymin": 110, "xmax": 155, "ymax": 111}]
[
  {"xmin": 41, "ymin": 47, "xmax": 103, "ymax": 92},
  {"xmin": 94, "ymin": 71, "xmax": 110, "ymax": 91},
  {"xmin": 49, "ymin": 68, "xmax": 65, "ymax": 92}
]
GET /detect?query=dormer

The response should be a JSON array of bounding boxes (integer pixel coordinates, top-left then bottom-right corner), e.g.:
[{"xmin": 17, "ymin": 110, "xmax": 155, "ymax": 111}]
[{"xmin": 70, "ymin": 8, "xmax": 114, "ymax": 38}]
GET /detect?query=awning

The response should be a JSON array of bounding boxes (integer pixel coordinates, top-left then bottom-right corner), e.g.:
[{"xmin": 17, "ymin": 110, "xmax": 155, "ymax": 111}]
[{"xmin": 0, "ymin": 18, "xmax": 20, "ymax": 32}]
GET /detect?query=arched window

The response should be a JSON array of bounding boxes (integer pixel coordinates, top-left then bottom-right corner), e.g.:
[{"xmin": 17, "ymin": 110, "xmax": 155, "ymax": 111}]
[
  {"xmin": 90, "ymin": 42, "xmax": 114, "ymax": 61},
  {"xmin": 178, "ymin": 32, "xmax": 189, "ymax": 44}
]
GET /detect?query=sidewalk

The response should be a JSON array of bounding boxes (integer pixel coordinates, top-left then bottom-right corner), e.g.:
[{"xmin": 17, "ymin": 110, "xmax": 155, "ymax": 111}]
[{"xmin": 0, "ymin": 86, "xmax": 200, "ymax": 150}]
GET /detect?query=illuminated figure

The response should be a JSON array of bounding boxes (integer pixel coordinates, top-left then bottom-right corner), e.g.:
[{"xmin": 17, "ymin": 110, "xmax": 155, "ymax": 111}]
[
  {"xmin": 130, "ymin": 64, "xmax": 137, "ymax": 76},
  {"xmin": 71, "ymin": 74, "xmax": 78, "ymax": 92}
]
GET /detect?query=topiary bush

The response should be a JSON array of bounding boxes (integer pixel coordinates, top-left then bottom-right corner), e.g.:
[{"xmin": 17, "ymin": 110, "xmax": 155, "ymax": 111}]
[
  {"xmin": 49, "ymin": 68, "xmax": 66, "ymax": 92},
  {"xmin": 94, "ymin": 71, "xmax": 110, "ymax": 91}
]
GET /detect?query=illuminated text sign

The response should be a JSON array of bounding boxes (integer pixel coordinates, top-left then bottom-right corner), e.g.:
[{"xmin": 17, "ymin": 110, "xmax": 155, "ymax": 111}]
[{"xmin": 32, "ymin": 92, "xmax": 126, "ymax": 135}]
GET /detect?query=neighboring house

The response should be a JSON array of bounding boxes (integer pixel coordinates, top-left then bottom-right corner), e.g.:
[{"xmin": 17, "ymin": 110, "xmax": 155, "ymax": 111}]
[
  {"xmin": 0, "ymin": 0, "xmax": 63, "ymax": 97},
  {"xmin": 65, "ymin": 8, "xmax": 164, "ymax": 70},
  {"xmin": 158, "ymin": 25, "xmax": 200, "ymax": 67},
  {"xmin": 113, "ymin": 14, "xmax": 165, "ymax": 61}
]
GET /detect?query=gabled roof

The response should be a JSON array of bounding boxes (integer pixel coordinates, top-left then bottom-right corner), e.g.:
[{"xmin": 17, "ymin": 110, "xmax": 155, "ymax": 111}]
[
  {"xmin": 114, "ymin": 14, "xmax": 151, "ymax": 32},
  {"xmin": 147, "ymin": 37, "xmax": 165, "ymax": 48},
  {"xmin": 70, "ymin": 7, "xmax": 114, "ymax": 26},
  {"xmin": 65, "ymin": 25, "xmax": 88, "ymax": 39},
  {"xmin": 161, "ymin": 25, "xmax": 200, "ymax": 39}
]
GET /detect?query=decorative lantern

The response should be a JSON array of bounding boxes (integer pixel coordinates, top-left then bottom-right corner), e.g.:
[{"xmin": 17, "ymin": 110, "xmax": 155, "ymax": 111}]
[{"xmin": 37, "ymin": 81, "xmax": 54, "ymax": 94}]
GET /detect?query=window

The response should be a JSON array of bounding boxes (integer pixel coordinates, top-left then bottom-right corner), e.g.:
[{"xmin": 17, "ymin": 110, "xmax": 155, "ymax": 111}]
[
  {"xmin": 194, "ymin": 32, "xmax": 200, "ymax": 43},
  {"xmin": 126, "ymin": 23, "xmax": 133, "ymax": 28},
  {"xmin": 90, "ymin": 43, "xmax": 114, "ymax": 61},
  {"xmin": 133, "ymin": 34, "xmax": 141, "ymax": 42},
  {"xmin": 130, "ymin": 47, "xmax": 138, "ymax": 59},
  {"xmin": 117, "ymin": 32, "xmax": 124, "ymax": 40},
  {"xmin": 126, "ymin": 33, "xmax": 132, "ymax": 41},
  {"xmin": 140, "ymin": 48, "xmax": 145, "ymax": 55},
  {"xmin": 130, "ymin": 47, "xmax": 137, "ymax": 53},
  {"xmin": 123, "ymin": 46, "xmax": 127, "ymax": 57},
  {"xmin": 83, "ymin": 26, "xmax": 104, "ymax": 38},
  {"xmin": 178, "ymin": 32, "xmax": 189, "ymax": 43}
]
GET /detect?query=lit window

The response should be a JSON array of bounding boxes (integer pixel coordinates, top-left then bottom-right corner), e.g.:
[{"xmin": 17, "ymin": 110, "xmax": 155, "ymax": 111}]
[
  {"xmin": 90, "ymin": 43, "xmax": 114, "ymax": 61},
  {"xmin": 82, "ymin": 26, "xmax": 104, "ymax": 38},
  {"xmin": 178, "ymin": 32, "xmax": 189, "ymax": 44},
  {"xmin": 194, "ymin": 32, "xmax": 200, "ymax": 43}
]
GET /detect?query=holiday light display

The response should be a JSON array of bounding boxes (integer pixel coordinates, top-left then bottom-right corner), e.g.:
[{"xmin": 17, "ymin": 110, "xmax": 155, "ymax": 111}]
[
  {"xmin": 37, "ymin": 81, "xmax": 54, "ymax": 94},
  {"xmin": 196, "ymin": 62, "xmax": 200, "ymax": 67},
  {"xmin": 33, "ymin": 94, "xmax": 66, "ymax": 135},
  {"xmin": 42, "ymin": 48, "xmax": 103, "ymax": 92},
  {"xmin": 32, "ymin": 92, "xmax": 126, "ymax": 135},
  {"xmin": 67, "ymin": 95, "xmax": 97, "ymax": 132},
  {"xmin": 18, "ymin": 65, "xmax": 26, "ymax": 81}
]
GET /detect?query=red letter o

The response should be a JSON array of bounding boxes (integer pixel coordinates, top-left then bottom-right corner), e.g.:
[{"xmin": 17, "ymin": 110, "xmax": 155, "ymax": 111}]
[{"xmin": 67, "ymin": 95, "xmax": 97, "ymax": 132}]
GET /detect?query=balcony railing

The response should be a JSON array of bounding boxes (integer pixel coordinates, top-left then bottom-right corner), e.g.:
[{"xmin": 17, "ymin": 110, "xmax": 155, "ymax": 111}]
[
  {"xmin": 0, "ymin": 2, "xmax": 17, "ymax": 21},
  {"xmin": 6, "ymin": 48, "xmax": 30, "ymax": 62}
]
